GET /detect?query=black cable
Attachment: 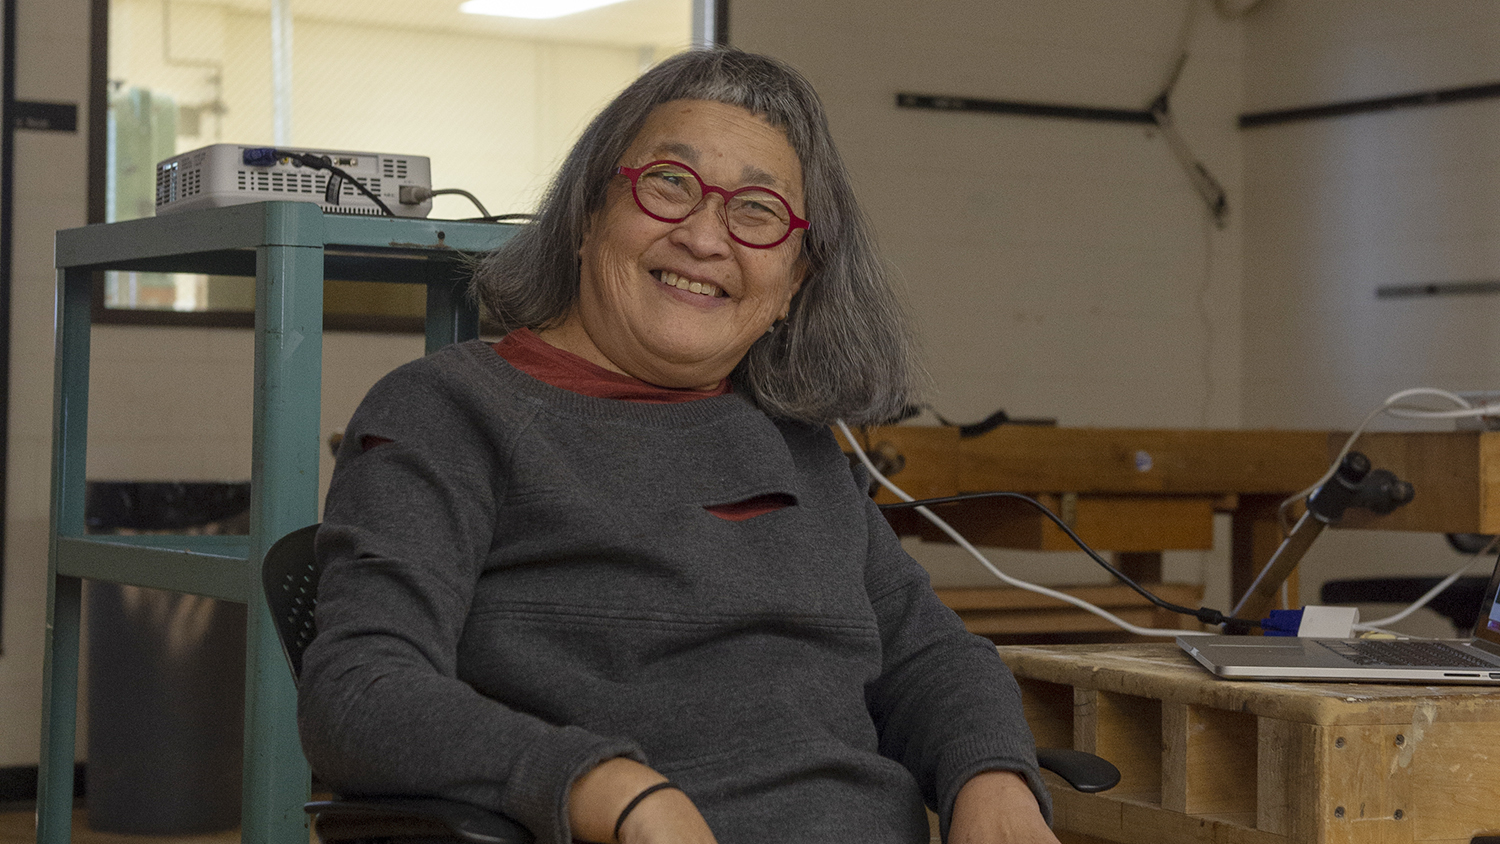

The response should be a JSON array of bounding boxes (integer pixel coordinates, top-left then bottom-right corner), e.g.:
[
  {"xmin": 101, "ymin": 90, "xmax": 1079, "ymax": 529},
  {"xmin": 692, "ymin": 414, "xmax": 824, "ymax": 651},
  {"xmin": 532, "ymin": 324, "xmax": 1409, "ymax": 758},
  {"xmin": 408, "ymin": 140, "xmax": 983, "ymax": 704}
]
[
  {"xmin": 878, "ymin": 491, "xmax": 1253, "ymax": 631},
  {"xmin": 475, "ymin": 212, "xmax": 536, "ymax": 223},
  {"xmin": 429, "ymin": 188, "xmax": 490, "ymax": 218},
  {"xmin": 263, "ymin": 148, "xmax": 395, "ymax": 216},
  {"xmin": 902, "ymin": 403, "xmax": 1057, "ymax": 437}
]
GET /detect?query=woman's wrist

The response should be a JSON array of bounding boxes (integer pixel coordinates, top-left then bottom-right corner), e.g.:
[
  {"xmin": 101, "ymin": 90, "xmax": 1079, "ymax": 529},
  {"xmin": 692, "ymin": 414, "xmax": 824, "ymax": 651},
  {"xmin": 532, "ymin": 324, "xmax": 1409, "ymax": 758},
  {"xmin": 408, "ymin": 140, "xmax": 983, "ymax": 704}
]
[
  {"xmin": 949, "ymin": 770, "xmax": 1056, "ymax": 843},
  {"xmin": 613, "ymin": 781, "xmax": 682, "ymax": 840},
  {"xmin": 568, "ymin": 757, "xmax": 672, "ymax": 843}
]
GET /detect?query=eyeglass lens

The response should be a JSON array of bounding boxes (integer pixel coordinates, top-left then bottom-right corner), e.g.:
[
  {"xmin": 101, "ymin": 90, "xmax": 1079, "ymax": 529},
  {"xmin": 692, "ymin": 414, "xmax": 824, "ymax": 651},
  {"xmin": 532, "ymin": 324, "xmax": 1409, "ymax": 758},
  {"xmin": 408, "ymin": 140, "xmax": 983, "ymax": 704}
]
[{"xmin": 633, "ymin": 162, "xmax": 795, "ymax": 247}]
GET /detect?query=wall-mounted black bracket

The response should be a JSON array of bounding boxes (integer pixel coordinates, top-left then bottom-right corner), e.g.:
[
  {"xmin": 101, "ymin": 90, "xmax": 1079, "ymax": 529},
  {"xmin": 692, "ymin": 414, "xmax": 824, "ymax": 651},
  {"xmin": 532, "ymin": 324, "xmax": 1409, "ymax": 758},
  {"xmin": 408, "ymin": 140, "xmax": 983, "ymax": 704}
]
[
  {"xmin": 895, "ymin": 92, "xmax": 1154, "ymax": 125},
  {"xmin": 1376, "ymin": 280, "xmax": 1500, "ymax": 299},
  {"xmin": 896, "ymin": 90, "xmax": 1229, "ymax": 228},
  {"xmin": 1239, "ymin": 81, "xmax": 1500, "ymax": 129}
]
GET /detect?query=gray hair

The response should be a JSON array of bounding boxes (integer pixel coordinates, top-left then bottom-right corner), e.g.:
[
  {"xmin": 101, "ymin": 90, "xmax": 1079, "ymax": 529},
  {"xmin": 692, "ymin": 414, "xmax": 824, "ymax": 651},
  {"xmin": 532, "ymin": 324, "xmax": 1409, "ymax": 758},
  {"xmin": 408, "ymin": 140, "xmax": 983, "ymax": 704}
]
[{"xmin": 471, "ymin": 47, "xmax": 922, "ymax": 425}]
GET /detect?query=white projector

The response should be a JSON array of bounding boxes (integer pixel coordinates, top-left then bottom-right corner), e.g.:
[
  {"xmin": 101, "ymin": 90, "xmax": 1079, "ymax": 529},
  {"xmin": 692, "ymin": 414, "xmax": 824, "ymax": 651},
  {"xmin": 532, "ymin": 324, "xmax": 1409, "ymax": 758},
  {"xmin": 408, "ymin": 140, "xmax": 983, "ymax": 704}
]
[{"xmin": 154, "ymin": 143, "xmax": 433, "ymax": 218}]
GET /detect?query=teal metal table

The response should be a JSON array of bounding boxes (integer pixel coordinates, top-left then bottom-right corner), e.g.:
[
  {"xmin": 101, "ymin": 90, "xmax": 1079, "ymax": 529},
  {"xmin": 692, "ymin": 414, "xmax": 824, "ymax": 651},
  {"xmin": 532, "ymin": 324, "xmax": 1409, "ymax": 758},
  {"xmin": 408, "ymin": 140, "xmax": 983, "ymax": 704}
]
[{"xmin": 40, "ymin": 202, "xmax": 517, "ymax": 844}]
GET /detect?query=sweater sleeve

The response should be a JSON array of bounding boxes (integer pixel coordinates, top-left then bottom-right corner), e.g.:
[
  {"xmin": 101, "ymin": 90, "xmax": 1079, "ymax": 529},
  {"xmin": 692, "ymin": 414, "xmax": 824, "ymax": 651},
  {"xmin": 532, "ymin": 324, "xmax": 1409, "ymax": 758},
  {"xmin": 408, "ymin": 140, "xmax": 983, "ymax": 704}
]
[
  {"xmin": 855, "ymin": 473, "xmax": 1053, "ymax": 837},
  {"xmin": 296, "ymin": 356, "xmax": 644, "ymax": 844}
]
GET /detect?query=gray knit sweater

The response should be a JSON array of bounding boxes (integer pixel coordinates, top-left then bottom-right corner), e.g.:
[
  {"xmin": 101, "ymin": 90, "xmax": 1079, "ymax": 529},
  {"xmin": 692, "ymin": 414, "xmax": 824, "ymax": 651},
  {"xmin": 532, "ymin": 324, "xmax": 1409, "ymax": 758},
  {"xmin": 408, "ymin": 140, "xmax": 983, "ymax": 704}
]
[{"xmin": 298, "ymin": 340, "xmax": 1050, "ymax": 844}]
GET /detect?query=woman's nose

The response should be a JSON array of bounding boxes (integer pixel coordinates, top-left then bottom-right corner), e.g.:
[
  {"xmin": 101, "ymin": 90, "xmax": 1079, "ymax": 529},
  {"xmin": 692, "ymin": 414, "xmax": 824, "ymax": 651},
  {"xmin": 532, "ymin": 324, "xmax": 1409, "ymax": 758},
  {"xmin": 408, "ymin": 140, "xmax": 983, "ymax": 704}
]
[{"xmin": 672, "ymin": 195, "xmax": 733, "ymax": 254}]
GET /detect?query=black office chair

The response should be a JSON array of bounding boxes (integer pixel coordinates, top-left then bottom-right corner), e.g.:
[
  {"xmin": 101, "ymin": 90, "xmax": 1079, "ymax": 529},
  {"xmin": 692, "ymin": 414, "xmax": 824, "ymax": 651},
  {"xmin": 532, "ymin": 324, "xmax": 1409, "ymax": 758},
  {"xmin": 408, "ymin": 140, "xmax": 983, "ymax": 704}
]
[
  {"xmin": 1320, "ymin": 576, "xmax": 1491, "ymax": 634},
  {"xmin": 263, "ymin": 525, "xmax": 1119, "ymax": 844},
  {"xmin": 263, "ymin": 524, "xmax": 534, "ymax": 844},
  {"xmin": 1319, "ymin": 534, "xmax": 1498, "ymax": 635}
]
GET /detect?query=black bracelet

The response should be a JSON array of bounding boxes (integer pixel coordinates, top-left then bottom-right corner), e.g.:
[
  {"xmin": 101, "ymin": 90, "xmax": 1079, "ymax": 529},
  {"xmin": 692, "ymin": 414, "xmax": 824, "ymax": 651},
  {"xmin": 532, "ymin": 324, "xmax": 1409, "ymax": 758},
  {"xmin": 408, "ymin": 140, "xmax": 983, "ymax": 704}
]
[{"xmin": 612, "ymin": 780, "xmax": 681, "ymax": 841}]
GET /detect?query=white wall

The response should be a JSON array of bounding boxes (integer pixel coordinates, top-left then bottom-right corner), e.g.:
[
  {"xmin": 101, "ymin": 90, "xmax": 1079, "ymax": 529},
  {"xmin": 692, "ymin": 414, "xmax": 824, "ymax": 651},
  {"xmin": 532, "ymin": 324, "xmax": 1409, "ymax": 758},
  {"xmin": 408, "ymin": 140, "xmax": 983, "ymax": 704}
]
[
  {"xmin": 732, "ymin": 0, "xmax": 1248, "ymax": 607},
  {"xmin": 1241, "ymin": 0, "xmax": 1500, "ymax": 634}
]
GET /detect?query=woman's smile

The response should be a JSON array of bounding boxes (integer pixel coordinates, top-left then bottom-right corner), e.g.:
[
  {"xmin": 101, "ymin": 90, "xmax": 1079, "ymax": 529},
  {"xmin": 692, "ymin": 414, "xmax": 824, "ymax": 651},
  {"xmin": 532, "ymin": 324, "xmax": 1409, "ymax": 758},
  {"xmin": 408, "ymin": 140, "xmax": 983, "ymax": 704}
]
[{"xmin": 654, "ymin": 269, "xmax": 726, "ymax": 299}]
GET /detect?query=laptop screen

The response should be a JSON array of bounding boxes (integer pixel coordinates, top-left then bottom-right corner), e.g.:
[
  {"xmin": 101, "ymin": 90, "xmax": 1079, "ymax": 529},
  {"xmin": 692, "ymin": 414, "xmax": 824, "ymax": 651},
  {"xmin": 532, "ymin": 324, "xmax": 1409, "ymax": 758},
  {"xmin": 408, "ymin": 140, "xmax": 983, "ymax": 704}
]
[{"xmin": 1472, "ymin": 551, "xmax": 1500, "ymax": 648}]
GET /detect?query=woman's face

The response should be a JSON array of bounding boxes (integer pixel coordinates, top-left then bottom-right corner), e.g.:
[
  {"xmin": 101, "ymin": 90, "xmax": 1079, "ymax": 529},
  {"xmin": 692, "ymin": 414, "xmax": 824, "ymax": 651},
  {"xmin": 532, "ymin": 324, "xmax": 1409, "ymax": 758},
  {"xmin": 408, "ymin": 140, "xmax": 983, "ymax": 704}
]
[{"xmin": 542, "ymin": 99, "xmax": 808, "ymax": 390}]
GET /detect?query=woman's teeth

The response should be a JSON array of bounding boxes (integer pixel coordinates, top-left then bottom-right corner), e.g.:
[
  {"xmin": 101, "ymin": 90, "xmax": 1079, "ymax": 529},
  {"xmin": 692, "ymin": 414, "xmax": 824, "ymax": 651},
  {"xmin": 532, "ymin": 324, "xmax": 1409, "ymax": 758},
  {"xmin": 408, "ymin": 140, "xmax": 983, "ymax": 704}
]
[{"xmin": 660, "ymin": 271, "xmax": 722, "ymax": 297}]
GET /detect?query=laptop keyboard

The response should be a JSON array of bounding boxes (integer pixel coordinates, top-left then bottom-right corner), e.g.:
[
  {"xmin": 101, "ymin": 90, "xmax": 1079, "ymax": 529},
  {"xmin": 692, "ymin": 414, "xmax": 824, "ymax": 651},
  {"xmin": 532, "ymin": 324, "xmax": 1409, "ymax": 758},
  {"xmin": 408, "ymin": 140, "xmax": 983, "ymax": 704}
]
[{"xmin": 1321, "ymin": 639, "xmax": 1496, "ymax": 668}]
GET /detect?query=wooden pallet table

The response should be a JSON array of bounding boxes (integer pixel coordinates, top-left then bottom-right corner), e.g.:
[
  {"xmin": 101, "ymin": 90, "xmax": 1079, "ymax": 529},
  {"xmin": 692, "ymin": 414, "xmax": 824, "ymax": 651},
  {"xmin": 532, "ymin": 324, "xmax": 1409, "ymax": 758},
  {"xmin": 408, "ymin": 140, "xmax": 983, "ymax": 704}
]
[{"xmin": 997, "ymin": 643, "xmax": 1500, "ymax": 844}]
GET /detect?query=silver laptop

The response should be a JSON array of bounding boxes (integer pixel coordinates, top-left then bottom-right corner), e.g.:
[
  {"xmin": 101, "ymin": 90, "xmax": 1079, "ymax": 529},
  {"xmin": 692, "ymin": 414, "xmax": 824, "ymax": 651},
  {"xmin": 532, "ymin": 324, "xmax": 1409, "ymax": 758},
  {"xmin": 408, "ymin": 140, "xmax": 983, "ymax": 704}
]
[{"xmin": 1178, "ymin": 553, "xmax": 1500, "ymax": 684}]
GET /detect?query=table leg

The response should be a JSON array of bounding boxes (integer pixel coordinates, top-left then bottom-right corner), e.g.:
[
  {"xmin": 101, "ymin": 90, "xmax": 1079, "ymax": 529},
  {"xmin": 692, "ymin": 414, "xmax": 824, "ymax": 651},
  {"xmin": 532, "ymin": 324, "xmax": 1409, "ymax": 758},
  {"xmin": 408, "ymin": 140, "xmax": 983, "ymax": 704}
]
[
  {"xmin": 38, "ymin": 265, "xmax": 92, "ymax": 844},
  {"xmin": 36, "ymin": 574, "xmax": 82, "ymax": 844},
  {"xmin": 242, "ymin": 219, "xmax": 321, "ymax": 844},
  {"xmin": 425, "ymin": 274, "xmax": 480, "ymax": 354},
  {"xmin": 1231, "ymin": 495, "xmax": 1300, "ymax": 612},
  {"xmin": 1112, "ymin": 552, "xmax": 1163, "ymax": 584}
]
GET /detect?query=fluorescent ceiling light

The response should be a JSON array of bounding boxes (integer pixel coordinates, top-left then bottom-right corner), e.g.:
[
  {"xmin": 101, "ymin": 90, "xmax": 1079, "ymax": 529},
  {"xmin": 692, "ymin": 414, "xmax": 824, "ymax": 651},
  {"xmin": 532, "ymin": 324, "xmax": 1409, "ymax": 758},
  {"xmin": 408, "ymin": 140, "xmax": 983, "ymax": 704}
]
[{"xmin": 459, "ymin": 0, "xmax": 631, "ymax": 19}]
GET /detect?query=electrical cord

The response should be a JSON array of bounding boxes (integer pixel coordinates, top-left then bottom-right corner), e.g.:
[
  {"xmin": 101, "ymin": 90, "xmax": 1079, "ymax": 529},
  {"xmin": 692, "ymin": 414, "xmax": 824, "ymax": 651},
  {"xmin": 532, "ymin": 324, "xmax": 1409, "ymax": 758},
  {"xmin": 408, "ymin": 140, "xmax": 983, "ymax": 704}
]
[
  {"xmin": 877, "ymin": 491, "xmax": 1242, "ymax": 625},
  {"xmin": 836, "ymin": 421, "xmax": 1231, "ymax": 637},
  {"xmin": 398, "ymin": 185, "xmax": 492, "ymax": 218},
  {"xmin": 248, "ymin": 147, "xmax": 395, "ymax": 216},
  {"xmin": 1352, "ymin": 535, "xmax": 1500, "ymax": 633}
]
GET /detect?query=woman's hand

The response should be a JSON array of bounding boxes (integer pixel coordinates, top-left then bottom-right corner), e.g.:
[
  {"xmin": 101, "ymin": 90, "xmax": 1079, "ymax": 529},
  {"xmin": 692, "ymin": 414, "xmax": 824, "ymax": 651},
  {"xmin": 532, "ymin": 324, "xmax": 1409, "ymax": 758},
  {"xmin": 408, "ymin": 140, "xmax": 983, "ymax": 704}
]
[
  {"xmin": 946, "ymin": 770, "xmax": 1060, "ymax": 844},
  {"xmin": 568, "ymin": 757, "xmax": 718, "ymax": 844}
]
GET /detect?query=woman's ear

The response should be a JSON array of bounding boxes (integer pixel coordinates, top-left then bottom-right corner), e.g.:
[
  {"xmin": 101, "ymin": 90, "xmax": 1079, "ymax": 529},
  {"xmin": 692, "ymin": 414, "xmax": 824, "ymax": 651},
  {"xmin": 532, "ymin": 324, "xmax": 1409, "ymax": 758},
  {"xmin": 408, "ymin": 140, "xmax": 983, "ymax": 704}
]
[
  {"xmin": 578, "ymin": 214, "xmax": 595, "ymax": 259},
  {"xmin": 782, "ymin": 256, "xmax": 809, "ymax": 319}
]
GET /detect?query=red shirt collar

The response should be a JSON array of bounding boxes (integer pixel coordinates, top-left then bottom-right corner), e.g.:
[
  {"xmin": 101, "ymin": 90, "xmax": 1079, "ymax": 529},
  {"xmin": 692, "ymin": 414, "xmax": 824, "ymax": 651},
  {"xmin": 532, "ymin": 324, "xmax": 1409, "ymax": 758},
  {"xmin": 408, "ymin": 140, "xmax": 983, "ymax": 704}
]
[{"xmin": 493, "ymin": 328, "xmax": 731, "ymax": 403}]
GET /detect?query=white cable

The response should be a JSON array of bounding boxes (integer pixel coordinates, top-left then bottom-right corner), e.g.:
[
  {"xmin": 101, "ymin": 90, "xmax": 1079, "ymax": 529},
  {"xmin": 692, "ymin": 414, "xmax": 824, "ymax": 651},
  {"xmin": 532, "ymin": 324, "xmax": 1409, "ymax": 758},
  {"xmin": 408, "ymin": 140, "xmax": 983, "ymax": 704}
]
[
  {"xmin": 1384, "ymin": 402, "xmax": 1499, "ymax": 420},
  {"xmin": 1352, "ymin": 536, "xmax": 1500, "ymax": 632},
  {"xmin": 835, "ymin": 421, "xmax": 1214, "ymax": 639}
]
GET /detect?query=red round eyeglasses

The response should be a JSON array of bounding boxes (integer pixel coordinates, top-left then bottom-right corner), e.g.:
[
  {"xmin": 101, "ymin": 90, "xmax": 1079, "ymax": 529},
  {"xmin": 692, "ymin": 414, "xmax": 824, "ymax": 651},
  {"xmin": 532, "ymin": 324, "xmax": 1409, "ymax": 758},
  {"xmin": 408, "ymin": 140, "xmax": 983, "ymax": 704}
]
[{"xmin": 616, "ymin": 159, "xmax": 810, "ymax": 248}]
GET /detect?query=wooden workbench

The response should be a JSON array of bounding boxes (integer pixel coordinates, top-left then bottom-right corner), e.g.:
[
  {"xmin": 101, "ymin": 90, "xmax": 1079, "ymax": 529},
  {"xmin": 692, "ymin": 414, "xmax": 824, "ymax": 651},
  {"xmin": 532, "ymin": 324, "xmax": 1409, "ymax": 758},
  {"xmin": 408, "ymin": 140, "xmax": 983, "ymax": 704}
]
[
  {"xmin": 998, "ymin": 643, "xmax": 1500, "ymax": 843},
  {"xmin": 854, "ymin": 426, "xmax": 1499, "ymax": 601}
]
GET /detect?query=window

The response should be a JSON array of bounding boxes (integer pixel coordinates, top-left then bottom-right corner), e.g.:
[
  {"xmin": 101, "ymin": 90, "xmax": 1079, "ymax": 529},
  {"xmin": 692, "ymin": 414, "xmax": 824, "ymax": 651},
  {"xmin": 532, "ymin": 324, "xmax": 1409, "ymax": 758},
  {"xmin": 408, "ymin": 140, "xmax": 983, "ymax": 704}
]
[{"xmin": 100, "ymin": 0, "xmax": 708, "ymax": 326}]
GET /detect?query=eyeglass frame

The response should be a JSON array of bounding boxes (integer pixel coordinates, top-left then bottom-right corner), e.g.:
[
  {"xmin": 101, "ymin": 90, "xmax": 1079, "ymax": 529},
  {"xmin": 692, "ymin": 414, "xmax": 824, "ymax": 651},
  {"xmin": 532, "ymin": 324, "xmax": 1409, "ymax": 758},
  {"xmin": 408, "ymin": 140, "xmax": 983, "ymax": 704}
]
[{"xmin": 615, "ymin": 159, "xmax": 811, "ymax": 249}]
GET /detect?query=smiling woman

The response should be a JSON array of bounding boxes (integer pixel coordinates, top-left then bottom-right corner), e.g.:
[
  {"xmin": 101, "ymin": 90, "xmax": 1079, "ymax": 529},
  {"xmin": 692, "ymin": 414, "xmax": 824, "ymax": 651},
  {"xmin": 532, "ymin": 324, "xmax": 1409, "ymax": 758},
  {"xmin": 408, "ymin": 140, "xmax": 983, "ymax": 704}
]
[
  {"xmin": 96, "ymin": 0, "xmax": 701, "ymax": 328},
  {"xmin": 299, "ymin": 47, "xmax": 1059, "ymax": 844}
]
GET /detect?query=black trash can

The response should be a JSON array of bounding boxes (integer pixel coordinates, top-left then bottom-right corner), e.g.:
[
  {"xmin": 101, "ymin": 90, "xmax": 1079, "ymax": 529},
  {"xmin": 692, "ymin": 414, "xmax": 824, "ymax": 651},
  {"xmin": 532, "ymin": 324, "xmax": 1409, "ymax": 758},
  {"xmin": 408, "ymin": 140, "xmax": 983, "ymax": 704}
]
[{"xmin": 84, "ymin": 481, "xmax": 251, "ymax": 834}]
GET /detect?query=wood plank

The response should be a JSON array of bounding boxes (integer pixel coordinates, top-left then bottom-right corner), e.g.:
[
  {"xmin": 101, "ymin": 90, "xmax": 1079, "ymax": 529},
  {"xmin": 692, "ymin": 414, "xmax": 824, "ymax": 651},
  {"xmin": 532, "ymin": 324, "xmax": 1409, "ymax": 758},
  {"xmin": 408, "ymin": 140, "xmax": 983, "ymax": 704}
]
[
  {"xmin": 947, "ymin": 427, "xmax": 1330, "ymax": 495},
  {"xmin": 851, "ymin": 426, "xmax": 1330, "ymax": 498},
  {"xmin": 1093, "ymin": 691, "xmax": 1162, "ymax": 803},
  {"xmin": 938, "ymin": 583, "xmax": 1204, "ymax": 636},
  {"xmin": 906, "ymin": 494, "xmax": 1216, "ymax": 551},
  {"xmin": 1051, "ymin": 790, "xmax": 1283, "ymax": 844},
  {"xmin": 1160, "ymin": 702, "xmax": 1190, "ymax": 814},
  {"xmin": 998, "ymin": 644, "xmax": 1500, "ymax": 726},
  {"xmin": 840, "ymin": 425, "xmax": 960, "ymax": 502},
  {"xmin": 1231, "ymin": 494, "xmax": 1290, "ymax": 607},
  {"xmin": 1332, "ymin": 431, "xmax": 1497, "ymax": 534},
  {"xmin": 1407, "ymin": 719, "xmax": 1500, "ymax": 842},
  {"xmin": 1255, "ymin": 717, "xmax": 1297, "ymax": 837},
  {"xmin": 938, "ymin": 583, "xmax": 1205, "ymax": 611},
  {"xmin": 1015, "ymin": 677, "xmax": 1074, "ymax": 749},
  {"xmin": 1162, "ymin": 704, "xmax": 1257, "ymax": 816},
  {"xmin": 1486, "ymin": 431, "xmax": 1500, "ymax": 534},
  {"xmin": 1113, "ymin": 551, "xmax": 1163, "ymax": 583},
  {"xmin": 1074, "ymin": 688, "xmax": 1099, "ymax": 756}
]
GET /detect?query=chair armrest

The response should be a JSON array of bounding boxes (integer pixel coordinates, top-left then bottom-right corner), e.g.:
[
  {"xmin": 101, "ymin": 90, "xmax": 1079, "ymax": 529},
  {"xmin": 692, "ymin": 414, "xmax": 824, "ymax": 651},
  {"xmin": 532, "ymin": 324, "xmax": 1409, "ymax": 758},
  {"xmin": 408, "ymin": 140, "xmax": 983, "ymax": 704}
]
[
  {"xmin": 1035, "ymin": 748, "xmax": 1120, "ymax": 794},
  {"xmin": 306, "ymin": 796, "xmax": 534, "ymax": 844}
]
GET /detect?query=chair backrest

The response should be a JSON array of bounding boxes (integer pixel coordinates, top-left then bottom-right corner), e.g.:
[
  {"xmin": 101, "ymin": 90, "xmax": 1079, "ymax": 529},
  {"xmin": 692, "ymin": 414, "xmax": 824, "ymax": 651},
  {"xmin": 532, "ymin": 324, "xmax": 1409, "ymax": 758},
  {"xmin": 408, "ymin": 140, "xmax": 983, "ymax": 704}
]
[{"xmin": 261, "ymin": 523, "xmax": 324, "ymax": 679}]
